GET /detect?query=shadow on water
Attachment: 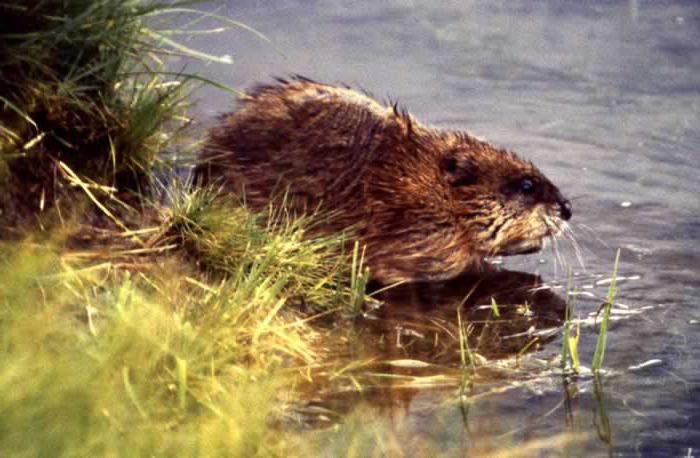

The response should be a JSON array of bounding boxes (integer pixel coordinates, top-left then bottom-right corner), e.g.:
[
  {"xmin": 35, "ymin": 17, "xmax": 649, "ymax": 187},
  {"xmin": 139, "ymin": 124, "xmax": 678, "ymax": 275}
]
[
  {"xmin": 281, "ymin": 270, "xmax": 571, "ymax": 428},
  {"xmin": 278, "ymin": 271, "xmax": 622, "ymax": 455},
  {"xmin": 367, "ymin": 269, "xmax": 565, "ymax": 360}
]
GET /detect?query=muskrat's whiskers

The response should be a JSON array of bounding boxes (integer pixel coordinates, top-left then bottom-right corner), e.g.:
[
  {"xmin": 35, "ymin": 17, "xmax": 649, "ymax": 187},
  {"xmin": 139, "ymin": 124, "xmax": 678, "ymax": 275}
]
[
  {"xmin": 553, "ymin": 235, "xmax": 566, "ymax": 277},
  {"xmin": 548, "ymin": 236, "xmax": 559, "ymax": 277},
  {"xmin": 544, "ymin": 215, "xmax": 567, "ymax": 276},
  {"xmin": 562, "ymin": 221, "xmax": 586, "ymax": 272},
  {"xmin": 576, "ymin": 223, "xmax": 611, "ymax": 248},
  {"xmin": 543, "ymin": 214, "xmax": 559, "ymax": 236}
]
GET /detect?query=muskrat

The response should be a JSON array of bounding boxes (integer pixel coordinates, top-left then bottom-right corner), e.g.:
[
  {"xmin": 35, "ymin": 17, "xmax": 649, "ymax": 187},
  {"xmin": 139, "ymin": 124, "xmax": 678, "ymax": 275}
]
[{"xmin": 196, "ymin": 76, "xmax": 572, "ymax": 283}]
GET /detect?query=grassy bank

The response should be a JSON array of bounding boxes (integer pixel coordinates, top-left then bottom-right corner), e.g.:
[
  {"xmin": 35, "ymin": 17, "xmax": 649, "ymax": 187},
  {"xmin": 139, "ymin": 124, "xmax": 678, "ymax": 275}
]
[
  {"xmin": 0, "ymin": 0, "xmax": 202, "ymax": 227},
  {"xmin": 0, "ymin": 1, "xmax": 369, "ymax": 455},
  {"xmin": 0, "ymin": 221, "xmax": 364, "ymax": 456}
]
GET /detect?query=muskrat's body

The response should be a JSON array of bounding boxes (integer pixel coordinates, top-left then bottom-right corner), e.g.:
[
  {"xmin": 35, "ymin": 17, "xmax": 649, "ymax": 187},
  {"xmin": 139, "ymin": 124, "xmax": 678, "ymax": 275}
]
[{"xmin": 196, "ymin": 77, "xmax": 572, "ymax": 283}]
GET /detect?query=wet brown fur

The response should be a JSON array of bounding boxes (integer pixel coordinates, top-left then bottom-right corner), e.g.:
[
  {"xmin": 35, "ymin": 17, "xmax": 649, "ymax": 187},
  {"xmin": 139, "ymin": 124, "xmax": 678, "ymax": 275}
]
[{"xmin": 196, "ymin": 76, "xmax": 571, "ymax": 283}]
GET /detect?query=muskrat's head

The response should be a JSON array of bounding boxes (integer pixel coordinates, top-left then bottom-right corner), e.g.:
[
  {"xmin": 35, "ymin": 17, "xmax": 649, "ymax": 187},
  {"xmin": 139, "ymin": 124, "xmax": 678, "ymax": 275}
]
[{"xmin": 438, "ymin": 132, "xmax": 572, "ymax": 258}]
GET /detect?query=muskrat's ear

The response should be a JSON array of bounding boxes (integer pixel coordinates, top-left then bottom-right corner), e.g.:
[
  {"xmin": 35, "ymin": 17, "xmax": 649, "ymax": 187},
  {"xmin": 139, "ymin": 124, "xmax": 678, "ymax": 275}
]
[
  {"xmin": 440, "ymin": 153, "xmax": 478, "ymax": 187},
  {"xmin": 392, "ymin": 102, "xmax": 414, "ymax": 137}
]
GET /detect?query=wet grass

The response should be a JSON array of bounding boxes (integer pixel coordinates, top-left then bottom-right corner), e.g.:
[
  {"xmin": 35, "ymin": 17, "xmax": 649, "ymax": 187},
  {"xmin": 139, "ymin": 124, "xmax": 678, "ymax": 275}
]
[
  {"xmin": 561, "ymin": 249, "xmax": 620, "ymax": 375},
  {"xmin": 0, "ymin": 0, "xmax": 235, "ymax": 227},
  {"xmin": 592, "ymin": 249, "xmax": 620, "ymax": 372}
]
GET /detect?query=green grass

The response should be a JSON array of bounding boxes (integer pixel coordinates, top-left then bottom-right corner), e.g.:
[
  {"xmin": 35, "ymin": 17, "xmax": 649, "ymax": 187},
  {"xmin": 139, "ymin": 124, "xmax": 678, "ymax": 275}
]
[
  {"xmin": 0, "ymin": 0, "xmax": 223, "ymax": 226},
  {"xmin": 0, "ymin": 1, "xmax": 372, "ymax": 455},
  {"xmin": 561, "ymin": 272, "xmax": 581, "ymax": 373},
  {"xmin": 561, "ymin": 250, "xmax": 621, "ymax": 375},
  {"xmin": 0, "ymin": 202, "xmax": 369, "ymax": 455},
  {"xmin": 0, "ymin": 242, "xmax": 278, "ymax": 456},
  {"xmin": 457, "ymin": 306, "xmax": 477, "ymax": 400},
  {"xmin": 162, "ymin": 182, "xmax": 369, "ymax": 312},
  {"xmin": 591, "ymin": 249, "xmax": 621, "ymax": 372}
]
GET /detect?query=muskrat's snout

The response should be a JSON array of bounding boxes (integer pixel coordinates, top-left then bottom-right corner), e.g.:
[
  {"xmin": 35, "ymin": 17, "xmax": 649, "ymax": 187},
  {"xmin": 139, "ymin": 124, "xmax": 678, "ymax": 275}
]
[{"xmin": 559, "ymin": 199, "xmax": 572, "ymax": 221}]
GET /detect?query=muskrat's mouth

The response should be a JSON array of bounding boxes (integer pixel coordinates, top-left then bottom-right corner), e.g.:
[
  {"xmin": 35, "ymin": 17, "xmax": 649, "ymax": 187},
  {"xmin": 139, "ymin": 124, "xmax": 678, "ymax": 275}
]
[{"xmin": 498, "ymin": 238, "xmax": 543, "ymax": 256}]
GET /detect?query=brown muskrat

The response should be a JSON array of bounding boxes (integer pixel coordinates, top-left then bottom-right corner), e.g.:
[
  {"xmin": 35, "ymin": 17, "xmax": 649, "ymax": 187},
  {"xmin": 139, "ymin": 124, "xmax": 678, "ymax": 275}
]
[{"xmin": 195, "ymin": 76, "xmax": 572, "ymax": 284}]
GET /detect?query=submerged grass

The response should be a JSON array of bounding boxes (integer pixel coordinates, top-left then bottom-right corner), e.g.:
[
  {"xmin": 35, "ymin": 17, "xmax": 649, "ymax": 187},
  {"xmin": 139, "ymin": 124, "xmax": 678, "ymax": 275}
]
[{"xmin": 561, "ymin": 249, "xmax": 621, "ymax": 375}]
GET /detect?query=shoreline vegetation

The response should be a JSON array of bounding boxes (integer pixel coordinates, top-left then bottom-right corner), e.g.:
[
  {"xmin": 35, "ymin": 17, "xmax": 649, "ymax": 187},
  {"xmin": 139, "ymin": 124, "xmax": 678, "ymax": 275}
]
[
  {"xmin": 0, "ymin": 1, "xmax": 370, "ymax": 455},
  {"xmin": 0, "ymin": 2, "xmax": 618, "ymax": 456}
]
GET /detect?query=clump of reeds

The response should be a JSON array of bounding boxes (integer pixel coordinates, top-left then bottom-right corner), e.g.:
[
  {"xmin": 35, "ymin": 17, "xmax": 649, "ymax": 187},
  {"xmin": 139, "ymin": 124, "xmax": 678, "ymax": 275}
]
[
  {"xmin": 160, "ymin": 183, "xmax": 369, "ymax": 312},
  {"xmin": 0, "ymin": 0, "xmax": 194, "ymax": 227}
]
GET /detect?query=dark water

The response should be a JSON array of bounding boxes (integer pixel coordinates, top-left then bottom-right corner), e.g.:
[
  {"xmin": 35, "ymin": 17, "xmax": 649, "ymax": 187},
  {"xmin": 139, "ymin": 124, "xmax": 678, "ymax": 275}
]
[{"xmin": 178, "ymin": 0, "xmax": 700, "ymax": 454}]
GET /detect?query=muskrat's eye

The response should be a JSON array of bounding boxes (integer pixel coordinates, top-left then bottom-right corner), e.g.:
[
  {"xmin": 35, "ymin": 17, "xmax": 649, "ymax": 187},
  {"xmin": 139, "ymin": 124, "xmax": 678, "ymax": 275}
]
[{"xmin": 520, "ymin": 178, "xmax": 535, "ymax": 194}]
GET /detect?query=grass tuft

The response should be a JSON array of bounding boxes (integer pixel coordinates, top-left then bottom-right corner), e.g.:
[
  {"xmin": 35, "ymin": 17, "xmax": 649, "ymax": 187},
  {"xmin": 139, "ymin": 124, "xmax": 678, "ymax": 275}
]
[
  {"xmin": 161, "ymin": 181, "xmax": 369, "ymax": 312},
  {"xmin": 0, "ymin": 0, "xmax": 207, "ymax": 227}
]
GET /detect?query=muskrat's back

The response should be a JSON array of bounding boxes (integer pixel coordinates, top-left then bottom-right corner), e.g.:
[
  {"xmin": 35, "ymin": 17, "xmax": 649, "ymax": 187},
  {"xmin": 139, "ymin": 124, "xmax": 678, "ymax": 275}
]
[{"xmin": 196, "ymin": 76, "xmax": 572, "ymax": 283}]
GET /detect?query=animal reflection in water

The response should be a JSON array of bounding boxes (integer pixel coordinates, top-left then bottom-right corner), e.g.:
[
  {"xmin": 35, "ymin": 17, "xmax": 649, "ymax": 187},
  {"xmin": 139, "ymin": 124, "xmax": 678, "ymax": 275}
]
[
  {"xmin": 280, "ymin": 270, "xmax": 567, "ymax": 430},
  {"xmin": 367, "ymin": 269, "xmax": 565, "ymax": 360}
]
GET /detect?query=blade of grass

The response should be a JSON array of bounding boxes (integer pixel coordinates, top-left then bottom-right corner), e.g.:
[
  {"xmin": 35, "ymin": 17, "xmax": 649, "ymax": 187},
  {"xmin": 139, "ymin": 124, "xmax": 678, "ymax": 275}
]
[{"xmin": 591, "ymin": 249, "xmax": 621, "ymax": 372}]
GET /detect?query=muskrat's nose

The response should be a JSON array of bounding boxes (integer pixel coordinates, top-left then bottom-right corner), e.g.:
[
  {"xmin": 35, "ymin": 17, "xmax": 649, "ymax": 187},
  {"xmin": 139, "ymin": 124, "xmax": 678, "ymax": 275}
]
[{"xmin": 560, "ymin": 199, "xmax": 572, "ymax": 221}]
